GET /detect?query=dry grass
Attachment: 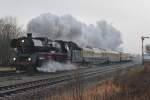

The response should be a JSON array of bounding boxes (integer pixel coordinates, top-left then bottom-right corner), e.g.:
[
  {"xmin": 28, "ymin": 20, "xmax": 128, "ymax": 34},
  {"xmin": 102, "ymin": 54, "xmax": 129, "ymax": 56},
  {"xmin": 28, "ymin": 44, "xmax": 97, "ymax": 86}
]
[
  {"xmin": 0, "ymin": 67, "xmax": 15, "ymax": 71},
  {"xmin": 44, "ymin": 65, "xmax": 150, "ymax": 100},
  {"xmin": 45, "ymin": 81, "xmax": 121, "ymax": 100}
]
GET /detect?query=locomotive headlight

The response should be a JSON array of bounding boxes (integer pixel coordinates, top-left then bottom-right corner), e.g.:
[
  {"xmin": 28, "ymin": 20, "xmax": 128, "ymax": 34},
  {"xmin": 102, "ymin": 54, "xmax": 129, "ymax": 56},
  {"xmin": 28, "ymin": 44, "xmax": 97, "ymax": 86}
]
[
  {"xmin": 28, "ymin": 58, "xmax": 31, "ymax": 61},
  {"xmin": 21, "ymin": 40, "xmax": 25, "ymax": 43},
  {"xmin": 13, "ymin": 57, "xmax": 16, "ymax": 61}
]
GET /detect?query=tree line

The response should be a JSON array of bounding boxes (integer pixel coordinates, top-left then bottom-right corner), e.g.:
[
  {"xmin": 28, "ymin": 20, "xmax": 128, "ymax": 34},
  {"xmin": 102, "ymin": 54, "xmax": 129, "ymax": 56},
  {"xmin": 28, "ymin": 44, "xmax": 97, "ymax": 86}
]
[{"xmin": 0, "ymin": 16, "xmax": 24, "ymax": 65}]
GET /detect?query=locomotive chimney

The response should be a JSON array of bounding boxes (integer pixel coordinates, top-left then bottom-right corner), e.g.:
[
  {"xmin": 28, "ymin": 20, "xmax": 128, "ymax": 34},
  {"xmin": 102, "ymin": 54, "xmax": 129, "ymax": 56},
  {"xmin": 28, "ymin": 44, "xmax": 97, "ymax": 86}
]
[{"xmin": 27, "ymin": 33, "xmax": 32, "ymax": 38}]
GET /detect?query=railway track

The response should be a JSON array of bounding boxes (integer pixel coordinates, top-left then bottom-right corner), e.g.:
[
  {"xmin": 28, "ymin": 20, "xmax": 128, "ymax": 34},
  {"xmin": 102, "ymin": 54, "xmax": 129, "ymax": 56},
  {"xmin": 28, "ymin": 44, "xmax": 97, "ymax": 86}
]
[
  {"xmin": 0, "ymin": 62, "xmax": 129, "ymax": 78},
  {"xmin": 0, "ymin": 71, "xmax": 18, "ymax": 77},
  {"xmin": 0, "ymin": 63, "xmax": 137, "ymax": 99}
]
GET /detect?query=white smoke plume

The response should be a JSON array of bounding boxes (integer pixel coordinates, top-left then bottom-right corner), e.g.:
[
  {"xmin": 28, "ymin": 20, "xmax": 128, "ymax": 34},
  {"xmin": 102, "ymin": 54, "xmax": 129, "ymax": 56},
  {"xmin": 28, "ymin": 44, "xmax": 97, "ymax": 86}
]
[
  {"xmin": 27, "ymin": 13, "xmax": 122, "ymax": 50},
  {"xmin": 37, "ymin": 61, "xmax": 76, "ymax": 72}
]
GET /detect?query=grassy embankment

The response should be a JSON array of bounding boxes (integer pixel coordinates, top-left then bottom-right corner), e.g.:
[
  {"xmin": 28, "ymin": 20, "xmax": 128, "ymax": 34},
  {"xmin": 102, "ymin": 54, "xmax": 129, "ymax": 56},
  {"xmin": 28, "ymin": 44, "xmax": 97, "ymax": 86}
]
[
  {"xmin": 0, "ymin": 66, "xmax": 15, "ymax": 72},
  {"xmin": 45, "ymin": 65, "xmax": 150, "ymax": 100}
]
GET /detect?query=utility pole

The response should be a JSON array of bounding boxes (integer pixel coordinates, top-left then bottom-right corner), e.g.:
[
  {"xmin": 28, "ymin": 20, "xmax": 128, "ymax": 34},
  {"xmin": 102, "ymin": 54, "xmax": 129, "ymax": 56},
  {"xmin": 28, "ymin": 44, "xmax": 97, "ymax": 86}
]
[{"xmin": 141, "ymin": 36, "xmax": 149, "ymax": 65}]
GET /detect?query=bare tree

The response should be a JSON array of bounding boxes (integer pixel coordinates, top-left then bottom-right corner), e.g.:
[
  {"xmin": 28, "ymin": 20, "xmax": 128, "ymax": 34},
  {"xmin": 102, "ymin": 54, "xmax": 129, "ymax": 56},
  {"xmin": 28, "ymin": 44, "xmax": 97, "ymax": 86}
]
[{"xmin": 0, "ymin": 16, "xmax": 23, "ymax": 65}]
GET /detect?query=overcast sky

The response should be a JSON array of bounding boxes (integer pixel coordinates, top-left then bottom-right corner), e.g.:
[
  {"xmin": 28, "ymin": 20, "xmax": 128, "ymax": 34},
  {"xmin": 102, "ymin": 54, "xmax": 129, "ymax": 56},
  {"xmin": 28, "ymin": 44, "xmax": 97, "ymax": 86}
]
[{"xmin": 0, "ymin": 0, "xmax": 150, "ymax": 54}]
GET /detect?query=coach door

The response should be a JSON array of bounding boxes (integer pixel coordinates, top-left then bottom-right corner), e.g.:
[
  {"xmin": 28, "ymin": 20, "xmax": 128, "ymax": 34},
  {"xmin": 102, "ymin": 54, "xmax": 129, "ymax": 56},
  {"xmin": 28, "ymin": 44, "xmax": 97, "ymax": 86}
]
[{"xmin": 72, "ymin": 50, "xmax": 82, "ymax": 63}]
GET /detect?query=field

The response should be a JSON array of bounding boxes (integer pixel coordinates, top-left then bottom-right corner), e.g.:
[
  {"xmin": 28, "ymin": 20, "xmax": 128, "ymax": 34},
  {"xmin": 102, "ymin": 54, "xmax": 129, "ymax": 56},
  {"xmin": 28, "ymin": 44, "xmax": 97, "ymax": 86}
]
[{"xmin": 45, "ymin": 65, "xmax": 150, "ymax": 100}]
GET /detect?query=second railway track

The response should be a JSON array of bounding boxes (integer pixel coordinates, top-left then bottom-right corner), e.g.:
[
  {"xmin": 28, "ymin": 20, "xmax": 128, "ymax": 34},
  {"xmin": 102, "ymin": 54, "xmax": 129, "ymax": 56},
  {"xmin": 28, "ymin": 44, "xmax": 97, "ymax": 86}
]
[{"xmin": 0, "ymin": 63, "xmax": 138, "ymax": 99}]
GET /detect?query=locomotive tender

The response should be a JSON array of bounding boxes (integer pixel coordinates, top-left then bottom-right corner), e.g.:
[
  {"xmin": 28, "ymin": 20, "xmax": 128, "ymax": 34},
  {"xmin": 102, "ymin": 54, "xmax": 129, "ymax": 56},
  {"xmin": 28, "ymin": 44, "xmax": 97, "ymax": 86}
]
[{"xmin": 10, "ymin": 33, "xmax": 132, "ymax": 72}]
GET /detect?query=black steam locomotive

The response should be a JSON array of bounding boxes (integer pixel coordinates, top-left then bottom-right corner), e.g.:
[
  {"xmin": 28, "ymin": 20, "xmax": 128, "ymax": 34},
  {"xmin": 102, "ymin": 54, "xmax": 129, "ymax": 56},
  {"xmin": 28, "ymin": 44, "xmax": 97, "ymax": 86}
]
[
  {"xmin": 11, "ymin": 33, "xmax": 82, "ymax": 72},
  {"xmin": 11, "ymin": 33, "xmax": 132, "ymax": 72}
]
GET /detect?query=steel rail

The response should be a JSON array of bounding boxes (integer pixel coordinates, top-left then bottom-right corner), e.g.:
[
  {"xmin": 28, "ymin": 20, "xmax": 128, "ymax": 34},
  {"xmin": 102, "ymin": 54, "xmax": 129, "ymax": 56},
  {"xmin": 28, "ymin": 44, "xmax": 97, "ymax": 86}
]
[{"xmin": 0, "ymin": 62, "xmax": 130, "ymax": 77}]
